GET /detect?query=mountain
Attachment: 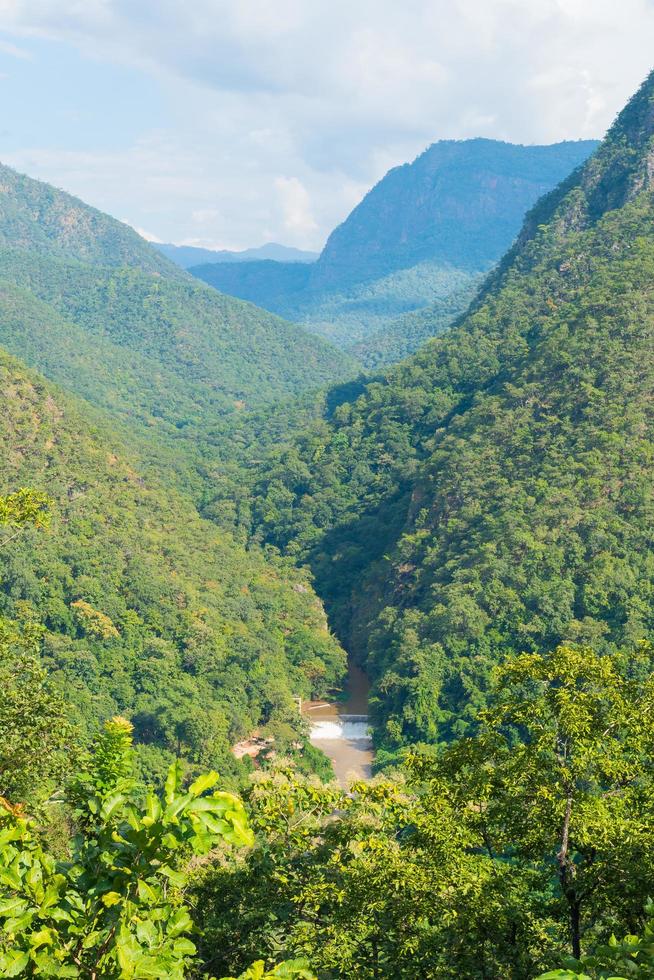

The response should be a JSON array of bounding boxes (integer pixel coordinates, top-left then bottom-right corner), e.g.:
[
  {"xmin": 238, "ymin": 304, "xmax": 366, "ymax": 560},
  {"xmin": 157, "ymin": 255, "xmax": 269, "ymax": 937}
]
[
  {"xmin": 246, "ymin": 71, "xmax": 654, "ymax": 758},
  {"xmin": 0, "ymin": 347, "xmax": 345, "ymax": 782},
  {"xmin": 0, "ymin": 162, "xmax": 171, "ymax": 273},
  {"xmin": 313, "ymin": 138, "xmax": 598, "ymax": 288},
  {"xmin": 191, "ymin": 139, "xmax": 598, "ymax": 352},
  {"xmin": 0, "ymin": 163, "xmax": 355, "ymax": 440},
  {"xmin": 156, "ymin": 241, "xmax": 318, "ymax": 269}
]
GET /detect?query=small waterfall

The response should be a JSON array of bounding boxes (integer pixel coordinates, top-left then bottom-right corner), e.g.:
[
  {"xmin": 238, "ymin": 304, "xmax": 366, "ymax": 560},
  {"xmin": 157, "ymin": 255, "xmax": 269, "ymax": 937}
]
[{"xmin": 310, "ymin": 714, "xmax": 371, "ymax": 743}]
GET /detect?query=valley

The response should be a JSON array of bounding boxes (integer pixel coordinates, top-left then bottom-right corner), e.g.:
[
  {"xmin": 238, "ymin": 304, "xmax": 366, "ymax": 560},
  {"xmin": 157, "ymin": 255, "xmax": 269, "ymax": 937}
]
[{"xmin": 2, "ymin": 33, "xmax": 654, "ymax": 980}]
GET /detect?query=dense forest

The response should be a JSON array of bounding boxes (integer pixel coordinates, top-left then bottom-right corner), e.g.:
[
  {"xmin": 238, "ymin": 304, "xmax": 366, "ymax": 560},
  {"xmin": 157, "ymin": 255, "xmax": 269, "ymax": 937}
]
[
  {"xmin": 2, "ymin": 63, "xmax": 654, "ymax": 980},
  {"xmin": 245, "ymin": 70, "xmax": 654, "ymax": 764},
  {"xmin": 191, "ymin": 139, "xmax": 597, "ymax": 352},
  {"xmin": 0, "ymin": 351, "xmax": 346, "ymax": 786}
]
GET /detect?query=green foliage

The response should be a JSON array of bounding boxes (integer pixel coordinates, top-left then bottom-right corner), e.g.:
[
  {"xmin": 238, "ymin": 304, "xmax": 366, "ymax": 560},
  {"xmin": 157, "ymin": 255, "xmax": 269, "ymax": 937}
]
[
  {"xmin": 0, "ymin": 493, "xmax": 72, "ymax": 805},
  {"xmin": 0, "ymin": 718, "xmax": 253, "ymax": 978},
  {"xmin": 538, "ymin": 909, "xmax": 654, "ymax": 977},
  {"xmin": 221, "ymin": 960, "xmax": 315, "ymax": 980},
  {"xmin": 0, "ymin": 488, "xmax": 50, "ymax": 531},
  {"xmin": 195, "ymin": 645, "xmax": 654, "ymax": 979},
  {"xmin": 0, "ymin": 352, "xmax": 345, "ymax": 781},
  {"xmin": 435, "ymin": 644, "xmax": 654, "ymax": 962},
  {"xmin": 0, "ymin": 617, "xmax": 74, "ymax": 805}
]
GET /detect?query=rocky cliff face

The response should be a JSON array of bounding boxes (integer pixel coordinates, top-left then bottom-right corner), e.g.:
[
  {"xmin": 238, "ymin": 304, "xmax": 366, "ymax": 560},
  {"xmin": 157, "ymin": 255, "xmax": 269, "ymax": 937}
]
[{"xmin": 311, "ymin": 138, "xmax": 598, "ymax": 290}]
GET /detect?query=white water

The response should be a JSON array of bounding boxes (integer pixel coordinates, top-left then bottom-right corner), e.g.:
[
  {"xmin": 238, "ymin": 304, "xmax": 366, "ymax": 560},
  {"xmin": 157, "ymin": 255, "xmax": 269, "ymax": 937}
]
[{"xmin": 310, "ymin": 716, "xmax": 371, "ymax": 743}]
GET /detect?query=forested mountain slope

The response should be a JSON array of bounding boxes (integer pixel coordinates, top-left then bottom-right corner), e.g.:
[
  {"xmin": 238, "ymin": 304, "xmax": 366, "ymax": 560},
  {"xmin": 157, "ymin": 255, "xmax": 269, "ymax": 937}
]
[
  {"xmin": 247, "ymin": 71, "xmax": 654, "ymax": 757},
  {"xmin": 0, "ymin": 164, "xmax": 355, "ymax": 437},
  {"xmin": 0, "ymin": 349, "xmax": 345, "ymax": 782},
  {"xmin": 314, "ymin": 138, "xmax": 598, "ymax": 287},
  {"xmin": 0, "ymin": 162, "xmax": 174, "ymax": 272},
  {"xmin": 347, "ymin": 274, "xmax": 485, "ymax": 368},
  {"xmin": 191, "ymin": 139, "xmax": 597, "ymax": 352}
]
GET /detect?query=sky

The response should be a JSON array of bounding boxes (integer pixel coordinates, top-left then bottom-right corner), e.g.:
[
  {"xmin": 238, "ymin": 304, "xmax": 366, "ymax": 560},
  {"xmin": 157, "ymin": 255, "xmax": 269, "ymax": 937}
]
[{"xmin": 0, "ymin": 1, "xmax": 653, "ymax": 251}]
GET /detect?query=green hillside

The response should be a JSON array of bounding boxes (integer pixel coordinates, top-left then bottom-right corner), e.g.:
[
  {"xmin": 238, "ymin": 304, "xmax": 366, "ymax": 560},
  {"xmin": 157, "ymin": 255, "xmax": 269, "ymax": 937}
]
[
  {"xmin": 191, "ymin": 139, "xmax": 597, "ymax": 353},
  {"xmin": 0, "ymin": 164, "xmax": 355, "ymax": 437},
  {"xmin": 0, "ymin": 162, "xmax": 173, "ymax": 272},
  {"xmin": 346, "ymin": 274, "xmax": 484, "ymax": 368},
  {"xmin": 0, "ymin": 348, "xmax": 345, "ymax": 782},
  {"xmin": 247, "ymin": 71, "xmax": 654, "ymax": 757}
]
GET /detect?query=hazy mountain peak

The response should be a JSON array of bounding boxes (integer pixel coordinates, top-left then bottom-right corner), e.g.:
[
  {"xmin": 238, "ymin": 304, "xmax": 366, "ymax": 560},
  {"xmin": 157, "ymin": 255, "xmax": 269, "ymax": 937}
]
[
  {"xmin": 156, "ymin": 241, "xmax": 318, "ymax": 269},
  {"xmin": 191, "ymin": 137, "xmax": 598, "ymax": 354}
]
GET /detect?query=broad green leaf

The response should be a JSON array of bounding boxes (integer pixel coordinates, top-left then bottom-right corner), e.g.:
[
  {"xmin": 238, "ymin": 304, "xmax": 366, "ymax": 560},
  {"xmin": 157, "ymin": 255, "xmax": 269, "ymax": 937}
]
[
  {"xmin": 164, "ymin": 761, "xmax": 184, "ymax": 804},
  {"xmin": 188, "ymin": 771, "xmax": 220, "ymax": 797},
  {"xmin": 0, "ymin": 951, "xmax": 29, "ymax": 977},
  {"xmin": 167, "ymin": 907, "xmax": 192, "ymax": 938},
  {"xmin": 100, "ymin": 791, "xmax": 126, "ymax": 822},
  {"xmin": 101, "ymin": 891, "xmax": 122, "ymax": 907}
]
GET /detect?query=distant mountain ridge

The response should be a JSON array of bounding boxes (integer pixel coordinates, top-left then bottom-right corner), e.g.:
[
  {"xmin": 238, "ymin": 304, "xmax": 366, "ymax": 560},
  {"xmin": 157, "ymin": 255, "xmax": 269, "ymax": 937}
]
[
  {"xmin": 191, "ymin": 138, "xmax": 598, "ymax": 355},
  {"xmin": 156, "ymin": 241, "xmax": 318, "ymax": 269}
]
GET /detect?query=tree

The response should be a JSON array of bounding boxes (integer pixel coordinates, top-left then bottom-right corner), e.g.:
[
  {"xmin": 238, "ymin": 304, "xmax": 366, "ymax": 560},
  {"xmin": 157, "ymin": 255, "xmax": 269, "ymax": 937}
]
[
  {"xmin": 222, "ymin": 962, "xmax": 315, "ymax": 980},
  {"xmin": 0, "ymin": 490, "xmax": 69, "ymax": 805},
  {"xmin": 0, "ymin": 618, "xmax": 75, "ymax": 804},
  {"xmin": 433, "ymin": 644, "xmax": 654, "ymax": 961},
  {"xmin": 193, "ymin": 766, "xmax": 537, "ymax": 979},
  {"xmin": 0, "ymin": 717, "xmax": 254, "ymax": 978},
  {"xmin": 538, "ymin": 903, "xmax": 654, "ymax": 978},
  {"xmin": 0, "ymin": 488, "xmax": 50, "ymax": 543},
  {"xmin": 199, "ymin": 646, "xmax": 654, "ymax": 978}
]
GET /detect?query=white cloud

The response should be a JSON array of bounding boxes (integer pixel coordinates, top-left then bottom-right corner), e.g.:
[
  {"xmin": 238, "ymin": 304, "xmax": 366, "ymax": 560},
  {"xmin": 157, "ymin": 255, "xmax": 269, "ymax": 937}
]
[
  {"xmin": 0, "ymin": 37, "xmax": 31, "ymax": 58},
  {"xmin": 274, "ymin": 176, "xmax": 317, "ymax": 240},
  {"xmin": 127, "ymin": 223, "xmax": 162, "ymax": 242},
  {"xmin": 0, "ymin": 0, "xmax": 653, "ymax": 247}
]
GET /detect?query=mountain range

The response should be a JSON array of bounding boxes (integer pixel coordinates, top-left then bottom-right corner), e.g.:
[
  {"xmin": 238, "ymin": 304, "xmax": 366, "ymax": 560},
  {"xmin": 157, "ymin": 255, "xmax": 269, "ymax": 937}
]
[
  {"xmin": 190, "ymin": 138, "xmax": 598, "ymax": 359},
  {"xmin": 156, "ymin": 241, "xmax": 318, "ymax": 269}
]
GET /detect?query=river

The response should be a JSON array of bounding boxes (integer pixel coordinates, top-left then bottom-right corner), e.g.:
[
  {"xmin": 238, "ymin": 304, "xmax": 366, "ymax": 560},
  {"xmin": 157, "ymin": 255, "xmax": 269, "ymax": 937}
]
[{"xmin": 304, "ymin": 664, "xmax": 373, "ymax": 785}]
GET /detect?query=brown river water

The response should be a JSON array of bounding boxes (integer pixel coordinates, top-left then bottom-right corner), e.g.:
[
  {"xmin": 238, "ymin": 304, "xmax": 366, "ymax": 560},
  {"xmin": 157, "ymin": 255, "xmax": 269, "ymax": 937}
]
[{"xmin": 303, "ymin": 664, "xmax": 373, "ymax": 785}]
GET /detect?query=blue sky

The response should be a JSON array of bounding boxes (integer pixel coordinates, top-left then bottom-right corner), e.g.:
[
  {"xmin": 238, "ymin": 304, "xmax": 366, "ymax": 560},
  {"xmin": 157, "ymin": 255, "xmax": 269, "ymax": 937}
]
[{"xmin": 1, "ymin": 1, "xmax": 653, "ymax": 250}]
